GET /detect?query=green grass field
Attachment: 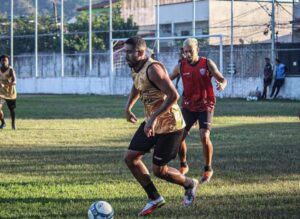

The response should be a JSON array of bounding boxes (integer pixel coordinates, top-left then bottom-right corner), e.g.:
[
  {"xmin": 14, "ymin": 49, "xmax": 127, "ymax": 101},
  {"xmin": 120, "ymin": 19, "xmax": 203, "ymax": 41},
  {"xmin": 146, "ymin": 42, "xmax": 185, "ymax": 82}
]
[{"xmin": 0, "ymin": 95, "xmax": 299, "ymax": 219}]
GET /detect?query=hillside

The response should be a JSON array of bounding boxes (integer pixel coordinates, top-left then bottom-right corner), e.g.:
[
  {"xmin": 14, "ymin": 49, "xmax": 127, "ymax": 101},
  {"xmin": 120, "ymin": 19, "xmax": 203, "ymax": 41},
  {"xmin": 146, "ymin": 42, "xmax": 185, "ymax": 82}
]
[
  {"xmin": 0, "ymin": 0, "xmax": 86, "ymax": 19},
  {"xmin": 0, "ymin": 0, "xmax": 190, "ymax": 19}
]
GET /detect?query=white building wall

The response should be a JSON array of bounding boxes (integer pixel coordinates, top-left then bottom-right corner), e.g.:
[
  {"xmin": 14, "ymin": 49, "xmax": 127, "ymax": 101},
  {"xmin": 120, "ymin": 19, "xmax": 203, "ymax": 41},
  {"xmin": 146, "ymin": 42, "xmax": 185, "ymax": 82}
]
[
  {"xmin": 17, "ymin": 77, "xmax": 300, "ymax": 100},
  {"xmin": 17, "ymin": 77, "xmax": 132, "ymax": 95}
]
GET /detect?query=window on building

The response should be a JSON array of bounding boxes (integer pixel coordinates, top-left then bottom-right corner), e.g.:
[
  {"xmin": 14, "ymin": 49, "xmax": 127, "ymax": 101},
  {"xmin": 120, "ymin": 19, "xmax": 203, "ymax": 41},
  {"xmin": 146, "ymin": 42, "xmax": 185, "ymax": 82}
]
[
  {"xmin": 160, "ymin": 24, "xmax": 172, "ymax": 37},
  {"xmin": 181, "ymin": 30, "xmax": 190, "ymax": 36}
]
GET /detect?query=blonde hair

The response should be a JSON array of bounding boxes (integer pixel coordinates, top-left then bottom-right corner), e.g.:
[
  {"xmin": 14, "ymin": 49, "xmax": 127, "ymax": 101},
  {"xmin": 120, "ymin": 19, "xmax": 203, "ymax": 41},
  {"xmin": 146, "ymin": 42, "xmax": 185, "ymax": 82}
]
[{"xmin": 183, "ymin": 38, "xmax": 198, "ymax": 49}]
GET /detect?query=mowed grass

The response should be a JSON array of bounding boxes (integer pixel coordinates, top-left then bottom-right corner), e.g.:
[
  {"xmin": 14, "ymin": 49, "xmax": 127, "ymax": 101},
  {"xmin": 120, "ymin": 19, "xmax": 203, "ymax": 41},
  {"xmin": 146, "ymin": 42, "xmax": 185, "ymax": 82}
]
[{"xmin": 0, "ymin": 95, "xmax": 299, "ymax": 219}]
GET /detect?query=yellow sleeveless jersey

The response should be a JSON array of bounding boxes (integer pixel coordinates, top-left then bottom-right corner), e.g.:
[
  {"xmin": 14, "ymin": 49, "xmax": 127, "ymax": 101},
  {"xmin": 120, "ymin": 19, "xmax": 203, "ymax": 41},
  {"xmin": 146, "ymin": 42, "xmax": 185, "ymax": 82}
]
[
  {"xmin": 0, "ymin": 66, "xmax": 17, "ymax": 99},
  {"xmin": 132, "ymin": 58, "xmax": 185, "ymax": 134}
]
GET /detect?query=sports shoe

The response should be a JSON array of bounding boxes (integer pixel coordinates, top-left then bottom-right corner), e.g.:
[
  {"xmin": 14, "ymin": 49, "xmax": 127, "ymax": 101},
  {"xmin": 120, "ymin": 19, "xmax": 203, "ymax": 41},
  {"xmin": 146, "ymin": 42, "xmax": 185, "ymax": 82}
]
[
  {"xmin": 179, "ymin": 165, "xmax": 189, "ymax": 175},
  {"xmin": 183, "ymin": 178, "xmax": 198, "ymax": 207},
  {"xmin": 0, "ymin": 123, "xmax": 6, "ymax": 129},
  {"xmin": 12, "ymin": 123, "xmax": 16, "ymax": 130},
  {"xmin": 200, "ymin": 170, "xmax": 213, "ymax": 184},
  {"xmin": 138, "ymin": 196, "xmax": 165, "ymax": 216}
]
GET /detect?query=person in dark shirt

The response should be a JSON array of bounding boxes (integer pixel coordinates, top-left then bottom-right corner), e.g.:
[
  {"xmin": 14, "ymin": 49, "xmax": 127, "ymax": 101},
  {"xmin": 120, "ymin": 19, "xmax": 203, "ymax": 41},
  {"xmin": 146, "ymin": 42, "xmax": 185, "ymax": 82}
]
[{"xmin": 261, "ymin": 57, "xmax": 273, "ymax": 99}]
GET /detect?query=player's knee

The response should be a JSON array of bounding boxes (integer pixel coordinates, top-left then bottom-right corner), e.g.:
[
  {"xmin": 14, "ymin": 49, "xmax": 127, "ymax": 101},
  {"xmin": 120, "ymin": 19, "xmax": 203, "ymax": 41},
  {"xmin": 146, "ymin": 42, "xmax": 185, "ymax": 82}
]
[
  {"xmin": 182, "ymin": 129, "xmax": 189, "ymax": 140},
  {"xmin": 152, "ymin": 166, "xmax": 166, "ymax": 178},
  {"xmin": 200, "ymin": 130, "xmax": 210, "ymax": 145},
  {"xmin": 124, "ymin": 152, "xmax": 140, "ymax": 167},
  {"xmin": 123, "ymin": 153, "xmax": 134, "ymax": 166},
  {"xmin": 201, "ymin": 136, "xmax": 210, "ymax": 145}
]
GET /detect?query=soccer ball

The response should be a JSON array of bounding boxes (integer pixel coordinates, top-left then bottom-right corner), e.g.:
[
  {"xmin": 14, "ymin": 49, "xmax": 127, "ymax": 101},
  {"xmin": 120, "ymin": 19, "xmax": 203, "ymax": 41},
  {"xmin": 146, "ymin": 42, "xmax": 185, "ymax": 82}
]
[{"xmin": 88, "ymin": 201, "xmax": 114, "ymax": 219}]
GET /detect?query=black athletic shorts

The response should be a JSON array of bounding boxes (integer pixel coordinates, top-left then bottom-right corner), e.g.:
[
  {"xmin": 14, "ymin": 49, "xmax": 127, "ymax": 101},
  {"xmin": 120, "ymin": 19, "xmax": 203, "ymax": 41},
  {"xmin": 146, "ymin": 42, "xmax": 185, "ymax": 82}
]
[
  {"xmin": 181, "ymin": 108, "xmax": 213, "ymax": 131},
  {"xmin": 274, "ymin": 79, "xmax": 285, "ymax": 87},
  {"xmin": 5, "ymin": 99, "xmax": 16, "ymax": 110},
  {"xmin": 129, "ymin": 122, "xmax": 184, "ymax": 166},
  {"xmin": 264, "ymin": 78, "xmax": 272, "ymax": 87}
]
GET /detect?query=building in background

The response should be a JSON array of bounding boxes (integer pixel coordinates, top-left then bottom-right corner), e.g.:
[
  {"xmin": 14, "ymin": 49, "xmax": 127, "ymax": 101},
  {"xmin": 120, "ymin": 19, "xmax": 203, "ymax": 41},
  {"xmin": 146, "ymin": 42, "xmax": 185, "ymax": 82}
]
[
  {"xmin": 159, "ymin": 0, "xmax": 293, "ymax": 45},
  {"xmin": 77, "ymin": 0, "xmax": 293, "ymax": 45},
  {"xmin": 292, "ymin": 2, "xmax": 300, "ymax": 42},
  {"xmin": 77, "ymin": 0, "xmax": 190, "ymax": 36}
]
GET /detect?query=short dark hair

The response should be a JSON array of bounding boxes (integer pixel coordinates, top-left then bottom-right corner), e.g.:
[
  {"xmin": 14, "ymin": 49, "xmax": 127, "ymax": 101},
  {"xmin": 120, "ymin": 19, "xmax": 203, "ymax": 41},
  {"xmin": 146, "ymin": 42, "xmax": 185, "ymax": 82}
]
[
  {"xmin": 265, "ymin": 57, "xmax": 270, "ymax": 61},
  {"xmin": 275, "ymin": 58, "xmax": 280, "ymax": 63},
  {"xmin": 0, "ymin": 54, "xmax": 10, "ymax": 60},
  {"xmin": 125, "ymin": 36, "xmax": 146, "ymax": 50}
]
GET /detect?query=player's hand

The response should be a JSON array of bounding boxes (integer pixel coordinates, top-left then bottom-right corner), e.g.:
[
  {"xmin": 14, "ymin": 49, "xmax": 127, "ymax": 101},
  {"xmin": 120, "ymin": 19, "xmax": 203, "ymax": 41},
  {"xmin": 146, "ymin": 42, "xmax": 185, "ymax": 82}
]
[
  {"xmin": 125, "ymin": 110, "xmax": 137, "ymax": 124},
  {"xmin": 216, "ymin": 81, "xmax": 226, "ymax": 91},
  {"xmin": 144, "ymin": 118, "xmax": 157, "ymax": 137}
]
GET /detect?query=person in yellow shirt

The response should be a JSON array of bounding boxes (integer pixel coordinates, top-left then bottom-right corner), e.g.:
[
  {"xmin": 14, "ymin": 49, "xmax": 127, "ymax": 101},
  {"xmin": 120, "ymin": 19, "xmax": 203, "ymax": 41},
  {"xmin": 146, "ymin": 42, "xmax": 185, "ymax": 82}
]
[
  {"xmin": 0, "ymin": 55, "xmax": 17, "ymax": 130},
  {"xmin": 123, "ymin": 36, "xmax": 198, "ymax": 216}
]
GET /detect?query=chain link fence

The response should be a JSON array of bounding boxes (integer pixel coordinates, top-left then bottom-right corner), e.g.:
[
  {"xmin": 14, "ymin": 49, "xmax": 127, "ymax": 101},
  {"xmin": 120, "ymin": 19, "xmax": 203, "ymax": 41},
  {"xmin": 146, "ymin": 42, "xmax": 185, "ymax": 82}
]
[{"xmin": 0, "ymin": 0, "xmax": 299, "ymax": 97}]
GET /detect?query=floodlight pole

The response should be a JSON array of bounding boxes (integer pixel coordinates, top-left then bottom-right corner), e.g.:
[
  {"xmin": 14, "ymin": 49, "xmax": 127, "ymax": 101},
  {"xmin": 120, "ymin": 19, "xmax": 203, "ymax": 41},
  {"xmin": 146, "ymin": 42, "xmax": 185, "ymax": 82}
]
[
  {"xmin": 109, "ymin": 0, "xmax": 113, "ymax": 75},
  {"xmin": 10, "ymin": 0, "xmax": 14, "ymax": 67},
  {"xmin": 156, "ymin": 0, "xmax": 160, "ymax": 58},
  {"xmin": 192, "ymin": 0, "xmax": 196, "ymax": 36},
  {"xmin": 230, "ymin": 0, "xmax": 234, "ymax": 96},
  {"xmin": 271, "ymin": 0, "xmax": 275, "ymax": 66},
  {"xmin": 220, "ymin": 35, "xmax": 223, "ymax": 74},
  {"xmin": 89, "ymin": 0, "xmax": 92, "ymax": 73},
  {"xmin": 109, "ymin": 0, "xmax": 113, "ymax": 93},
  {"xmin": 61, "ymin": 0, "xmax": 64, "ymax": 77},
  {"xmin": 35, "ymin": 0, "xmax": 38, "ymax": 77}
]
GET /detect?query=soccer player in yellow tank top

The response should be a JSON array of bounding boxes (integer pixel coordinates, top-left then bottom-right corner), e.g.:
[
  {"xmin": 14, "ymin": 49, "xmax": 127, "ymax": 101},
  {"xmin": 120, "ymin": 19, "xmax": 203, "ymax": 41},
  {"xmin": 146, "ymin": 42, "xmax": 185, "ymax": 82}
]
[
  {"xmin": 0, "ymin": 55, "xmax": 17, "ymax": 130},
  {"xmin": 123, "ymin": 36, "xmax": 198, "ymax": 216}
]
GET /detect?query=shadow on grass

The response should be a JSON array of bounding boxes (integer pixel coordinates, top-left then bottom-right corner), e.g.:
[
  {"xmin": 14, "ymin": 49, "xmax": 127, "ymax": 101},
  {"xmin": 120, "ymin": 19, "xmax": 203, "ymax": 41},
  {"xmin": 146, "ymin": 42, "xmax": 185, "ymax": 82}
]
[{"xmin": 0, "ymin": 122, "xmax": 299, "ymax": 184}]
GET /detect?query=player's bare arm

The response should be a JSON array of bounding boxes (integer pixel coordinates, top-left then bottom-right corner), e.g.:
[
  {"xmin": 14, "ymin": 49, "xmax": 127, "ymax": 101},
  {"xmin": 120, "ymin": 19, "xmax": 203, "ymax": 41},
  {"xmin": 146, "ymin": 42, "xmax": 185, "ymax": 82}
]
[
  {"xmin": 9, "ymin": 69, "xmax": 16, "ymax": 86},
  {"xmin": 144, "ymin": 63, "xmax": 179, "ymax": 137},
  {"xmin": 169, "ymin": 63, "xmax": 181, "ymax": 81},
  {"xmin": 4, "ymin": 69, "xmax": 16, "ymax": 87},
  {"xmin": 125, "ymin": 85, "xmax": 139, "ymax": 124},
  {"xmin": 207, "ymin": 59, "xmax": 227, "ymax": 91}
]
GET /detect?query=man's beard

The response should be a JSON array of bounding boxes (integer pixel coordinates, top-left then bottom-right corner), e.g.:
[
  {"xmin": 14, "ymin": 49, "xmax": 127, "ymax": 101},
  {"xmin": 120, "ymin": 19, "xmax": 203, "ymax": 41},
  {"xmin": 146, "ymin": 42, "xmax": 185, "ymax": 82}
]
[
  {"xmin": 1, "ymin": 64, "xmax": 9, "ymax": 69},
  {"xmin": 127, "ymin": 59, "xmax": 139, "ymax": 68}
]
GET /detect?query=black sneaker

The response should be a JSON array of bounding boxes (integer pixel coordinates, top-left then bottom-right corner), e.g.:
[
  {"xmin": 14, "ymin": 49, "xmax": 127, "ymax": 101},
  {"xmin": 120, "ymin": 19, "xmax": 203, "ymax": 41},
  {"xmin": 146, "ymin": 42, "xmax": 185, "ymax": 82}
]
[
  {"xmin": 0, "ymin": 123, "xmax": 6, "ymax": 129},
  {"xmin": 12, "ymin": 123, "xmax": 16, "ymax": 130}
]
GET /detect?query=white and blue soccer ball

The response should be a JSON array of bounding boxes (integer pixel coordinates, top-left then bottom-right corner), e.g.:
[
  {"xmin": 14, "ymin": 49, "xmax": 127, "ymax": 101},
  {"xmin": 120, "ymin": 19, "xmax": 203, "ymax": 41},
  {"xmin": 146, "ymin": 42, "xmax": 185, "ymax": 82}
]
[{"xmin": 88, "ymin": 201, "xmax": 114, "ymax": 219}]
